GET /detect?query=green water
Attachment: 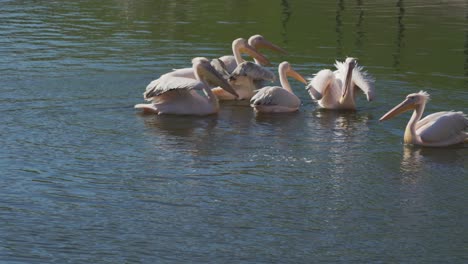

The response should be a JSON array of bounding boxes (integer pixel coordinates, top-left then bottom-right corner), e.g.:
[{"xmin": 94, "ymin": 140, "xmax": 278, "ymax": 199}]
[{"xmin": 1, "ymin": 0, "xmax": 467, "ymax": 263}]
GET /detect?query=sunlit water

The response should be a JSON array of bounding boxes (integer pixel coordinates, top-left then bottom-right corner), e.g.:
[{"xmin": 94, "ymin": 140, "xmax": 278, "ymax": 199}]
[{"xmin": 1, "ymin": 0, "xmax": 467, "ymax": 263}]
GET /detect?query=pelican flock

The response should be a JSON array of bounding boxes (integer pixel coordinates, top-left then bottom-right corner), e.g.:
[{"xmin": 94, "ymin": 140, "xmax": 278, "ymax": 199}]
[
  {"xmin": 212, "ymin": 35, "xmax": 286, "ymax": 101},
  {"xmin": 135, "ymin": 34, "xmax": 467, "ymax": 147},
  {"xmin": 163, "ymin": 37, "xmax": 270, "ymax": 80}
]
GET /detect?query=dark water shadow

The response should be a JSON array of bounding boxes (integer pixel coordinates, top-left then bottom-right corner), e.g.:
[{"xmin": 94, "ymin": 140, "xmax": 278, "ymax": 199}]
[
  {"xmin": 217, "ymin": 100, "xmax": 256, "ymax": 127},
  {"xmin": 280, "ymin": 0, "xmax": 291, "ymax": 45},
  {"xmin": 218, "ymin": 100, "xmax": 251, "ymax": 108},
  {"xmin": 393, "ymin": 0, "xmax": 405, "ymax": 70},
  {"xmin": 354, "ymin": 0, "xmax": 365, "ymax": 56},
  {"xmin": 253, "ymin": 110, "xmax": 303, "ymax": 125},
  {"xmin": 464, "ymin": 7, "xmax": 468, "ymax": 85},
  {"xmin": 335, "ymin": 0, "xmax": 345, "ymax": 58}
]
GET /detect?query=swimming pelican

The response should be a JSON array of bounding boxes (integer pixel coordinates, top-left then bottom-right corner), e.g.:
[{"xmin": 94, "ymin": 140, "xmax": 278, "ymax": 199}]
[
  {"xmin": 379, "ymin": 91, "xmax": 468, "ymax": 147},
  {"xmin": 250, "ymin": 61, "xmax": 307, "ymax": 113},
  {"xmin": 134, "ymin": 57, "xmax": 238, "ymax": 116},
  {"xmin": 306, "ymin": 57, "xmax": 375, "ymax": 110},
  {"xmin": 166, "ymin": 37, "xmax": 270, "ymax": 80},
  {"xmin": 219, "ymin": 34, "xmax": 287, "ymax": 73}
]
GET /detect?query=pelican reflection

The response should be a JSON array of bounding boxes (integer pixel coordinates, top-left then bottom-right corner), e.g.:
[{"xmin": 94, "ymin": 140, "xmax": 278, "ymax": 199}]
[
  {"xmin": 306, "ymin": 109, "xmax": 372, "ymax": 176},
  {"xmin": 140, "ymin": 114, "xmax": 218, "ymax": 137},
  {"xmin": 312, "ymin": 109, "xmax": 372, "ymax": 136},
  {"xmin": 400, "ymin": 145, "xmax": 467, "ymax": 183}
]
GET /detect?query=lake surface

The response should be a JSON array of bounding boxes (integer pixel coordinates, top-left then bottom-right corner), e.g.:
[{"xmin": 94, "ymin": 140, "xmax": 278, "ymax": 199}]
[{"xmin": 1, "ymin": 0, "xmax": 467, "ymax": 263}]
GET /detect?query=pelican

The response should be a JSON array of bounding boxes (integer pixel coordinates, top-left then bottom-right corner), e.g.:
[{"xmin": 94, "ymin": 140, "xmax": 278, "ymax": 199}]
[
  {"xmin": 134, "ymin": 57, "xmax": 238, "ymax": 116},
  {"xmin": 166, "ymin": 37, "xmax": 270, "ymax": 80},
  {"xmin": 250, "ymin": 61, "xmax": 307, "ymax": 113},
  {"xmin": 306, "ymin": 57, "xmax": 375, "ymax": 110},
  {"xmin": 380, "ymin": 91, "xmax": 468, "ymax": 147},
  {"xmin": 219, "ymin": 34, "xmax": 287, "ymax": 73}
]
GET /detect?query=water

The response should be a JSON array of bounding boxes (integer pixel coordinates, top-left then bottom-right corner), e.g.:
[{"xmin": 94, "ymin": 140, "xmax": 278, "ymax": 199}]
[{"xmin": 1, "ymin": 0, "xmax": 467, "ymax": 263}]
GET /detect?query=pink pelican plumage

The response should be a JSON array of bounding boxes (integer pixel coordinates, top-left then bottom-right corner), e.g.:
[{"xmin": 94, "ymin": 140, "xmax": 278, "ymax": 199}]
[
  {"xmin": 134, "ymin": 57, "xmax": 238, "ymax": 116},
  {"xmin": 250, "ymin": 61, "xmax": 307, "ymax": 113},
  {"xmin": 380, "ymin": 91, "xmax": 468, "ymax": 147},
  {"xmin": 307, "ymin": 57, "xmax": 375, "ymax": 110}
]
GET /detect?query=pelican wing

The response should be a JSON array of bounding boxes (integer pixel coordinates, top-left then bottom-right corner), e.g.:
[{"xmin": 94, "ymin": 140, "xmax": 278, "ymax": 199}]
[
  {"xmin": 334, "ymin": 60, "xmax": 375, "ymax": 101},
  {"xmin": 162, "ymin": 59, "xmax": 229, "ymax": 81},
  {"xmin": 352, "ymin": 65, "xmax": 376, "ymax": 101},
  {"xmin": 417, "ymin": 111, "xmax": 468, "ymax": 143},
  {"xmin": 165, "ymin": 67, "xmax": 196, "ymax": 79},
  {"xmin": 251, "ymin": 86, "xmax": 300, "ymax": 108},
  {"xmin": 230, "ymin": 61, "xmax": 276, "ymax": 82},
  {"xmin": 218, "ymin": 55, "xmax": 237, "ymax": 73},
  {"xmin": 415, "ymin": 112, "xmax": 448, "ymax": 130},
  {"xmin": 144, "ymin": 75, "xmax": 205, "ymax": 99},
  {"xmin": 306, "ymin": 69, "xmax": 336, "ymax": 100}
]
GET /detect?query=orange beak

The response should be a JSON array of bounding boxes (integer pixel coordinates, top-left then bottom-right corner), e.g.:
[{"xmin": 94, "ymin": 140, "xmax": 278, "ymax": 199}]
[
  {"xmin": 241, "ymin": 45, "xmax": 271, "ymax": 66},
  {"xmin": 255, "ymin": 38, "xmax": 288, "ymax": 55},
  {"xmin": 379, "ymin": 98, "xmax": 415, "ymax": 121},
  {"xmin": 287, "ymin": 69, "xmax": 307, "ymax": 84}
]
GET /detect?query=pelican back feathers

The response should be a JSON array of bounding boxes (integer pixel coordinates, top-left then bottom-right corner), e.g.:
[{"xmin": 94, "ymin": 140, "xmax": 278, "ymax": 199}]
[
  {"xmin": 229, "ymin": 61, "xmax": 276, "ymax": 82},
  {"xmin": 144, "ymin": 75, "xmax": 205, "ymax": 100}
]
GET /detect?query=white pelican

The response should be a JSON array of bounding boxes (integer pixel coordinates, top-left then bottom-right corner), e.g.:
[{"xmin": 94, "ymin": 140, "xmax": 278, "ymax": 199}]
[
  {"xmin": 379, "ymin": 91, "xmax": 468, "ymax": 147},
  {"xmin": 250, "ymin": 61, "xmax": 307, "ymax": 113},
  {"xmin": 166, "ymin": 37, "xmax": 270, "ymax": 80},
  {"xmin": 134, "ymin": 57, "xmax": 238, "ymax": 116},
  {"xmin": 306, "ymin": 57, "xmax": 375, "ymax": 110},
  {"xmin": 219, "ymin": 34, "xmax": 287, "ymax": 73}
]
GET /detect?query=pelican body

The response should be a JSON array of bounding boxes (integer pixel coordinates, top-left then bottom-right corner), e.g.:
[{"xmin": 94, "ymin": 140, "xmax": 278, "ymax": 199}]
[
  {"xmin": 307, "ymin": 57, "xmax": 375, "ymax": 110},
  {"xmin": 380, "ymin": 91, "xmax": 468, "ymax": 147},
  {"xmin": 250, "ymin": 61, "xmax": 307, "ymax": 113},
  {"xmin": 134, "ymin": 57, "xmax": 238, "ymax": 116}
]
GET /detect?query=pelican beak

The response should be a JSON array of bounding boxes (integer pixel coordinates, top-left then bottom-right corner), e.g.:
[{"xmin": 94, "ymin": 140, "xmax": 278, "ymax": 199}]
[
  {"xmin": 339, "ymin": 60, "xmax": 356, "ymax": 104},
  {"xmin": 255, "ymin": 38, "xmax": 288, "ymax": 55},
  {"xmin": 203, "ymin": 64, "xmax": 238, "ymax": 98},
  {"xmin": 287, "ymin": 69, "xmax": 308, "ymax": 84},
  {"xmin": 379, "ymin": 98, "xmax": 415, "ymax": 121},
  {"xmin": 240, "ymin": 45, "xmax": 271, "ymax": 66}
]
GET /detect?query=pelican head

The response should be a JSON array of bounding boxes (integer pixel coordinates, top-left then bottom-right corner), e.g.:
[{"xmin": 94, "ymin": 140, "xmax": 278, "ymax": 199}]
[
  {"xmin": 232, "ymin": 38, "xmax": 271, "ymax": 66},
  {"xmin": 379, "ymin": 91, "xmax": 430, "ymax": 121},
  {"xmin": 339, "ymin": 57, "xmax": 358, "ymax": 105},
  {"xmin": 193, "ymin": 57, "xmax": 238, "ymax": 98},
  {"xmin": 279, "ymin": 61, "xmax": 308, "ymax": 84},
  {"xmin": 248, "ymin": 34, "xmax": 288, "ymax": 56}
]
